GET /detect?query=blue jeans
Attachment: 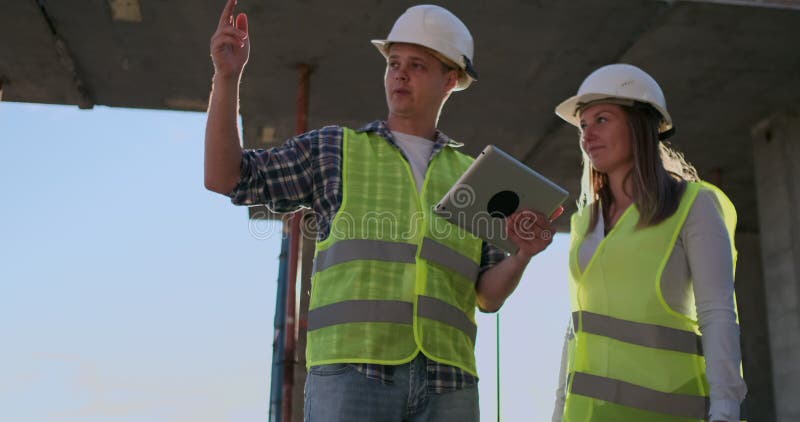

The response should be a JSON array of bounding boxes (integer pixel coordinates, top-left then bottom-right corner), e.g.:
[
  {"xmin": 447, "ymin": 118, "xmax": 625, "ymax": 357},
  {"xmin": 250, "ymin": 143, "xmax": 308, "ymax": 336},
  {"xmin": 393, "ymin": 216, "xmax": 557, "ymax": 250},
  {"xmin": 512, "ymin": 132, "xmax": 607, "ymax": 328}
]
[{"xmin": 304, "ymin": 353, "xmax": 480, "ymax": 422}]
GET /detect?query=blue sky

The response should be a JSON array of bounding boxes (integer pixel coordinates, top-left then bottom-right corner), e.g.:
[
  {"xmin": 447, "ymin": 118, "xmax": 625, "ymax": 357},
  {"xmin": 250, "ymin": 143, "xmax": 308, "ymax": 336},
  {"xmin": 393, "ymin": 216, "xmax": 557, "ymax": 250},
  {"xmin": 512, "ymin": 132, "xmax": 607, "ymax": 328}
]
[{"xmin": 0, "ymin": 102, "xmax": 571, "ymax": 421}]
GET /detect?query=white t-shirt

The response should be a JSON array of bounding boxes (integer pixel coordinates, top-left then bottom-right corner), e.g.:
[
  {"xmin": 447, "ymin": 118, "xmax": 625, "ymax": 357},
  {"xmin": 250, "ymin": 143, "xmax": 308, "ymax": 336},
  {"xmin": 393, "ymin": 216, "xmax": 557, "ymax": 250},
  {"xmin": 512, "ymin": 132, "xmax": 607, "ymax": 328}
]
[
  {"xmin": 552, "ymin": 190, "xmax": 747, "ymax": 422},
  {"xmin": 392, "ymin": 131, "xmax": 435, "ymax": 192}
]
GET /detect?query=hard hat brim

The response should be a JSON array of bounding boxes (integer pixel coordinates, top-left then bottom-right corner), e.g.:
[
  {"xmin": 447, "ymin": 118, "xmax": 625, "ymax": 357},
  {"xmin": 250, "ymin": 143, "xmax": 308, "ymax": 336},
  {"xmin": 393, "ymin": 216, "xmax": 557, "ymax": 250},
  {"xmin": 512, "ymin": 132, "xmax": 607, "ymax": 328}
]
[
  {"xmin": 554, "ymin": 95, "xmax": 582, "ymax": 128},
  {"xmin": 555, "ymin": 93, "xmax": 673, "ymax": 133}
]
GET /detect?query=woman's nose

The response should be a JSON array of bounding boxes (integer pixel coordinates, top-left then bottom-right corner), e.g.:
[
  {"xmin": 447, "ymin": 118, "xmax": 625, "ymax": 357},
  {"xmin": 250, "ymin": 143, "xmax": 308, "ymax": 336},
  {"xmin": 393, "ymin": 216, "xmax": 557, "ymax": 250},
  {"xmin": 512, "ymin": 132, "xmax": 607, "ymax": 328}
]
[
  {"xmin": 581, "ymin": 128, "xmax": 597, "ymax": 147},
  {"xmin": 581, "ymin": 124, "xmax": 595, "ymax": 140}
]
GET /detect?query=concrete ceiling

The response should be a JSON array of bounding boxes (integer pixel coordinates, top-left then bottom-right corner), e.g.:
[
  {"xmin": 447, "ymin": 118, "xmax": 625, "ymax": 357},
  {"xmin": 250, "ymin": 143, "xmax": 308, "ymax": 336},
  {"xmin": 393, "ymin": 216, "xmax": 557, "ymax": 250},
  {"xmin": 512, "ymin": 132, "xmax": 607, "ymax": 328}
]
[{"xmin": 3, "ymin": 0, "xmax": 799, "ymax": 232}]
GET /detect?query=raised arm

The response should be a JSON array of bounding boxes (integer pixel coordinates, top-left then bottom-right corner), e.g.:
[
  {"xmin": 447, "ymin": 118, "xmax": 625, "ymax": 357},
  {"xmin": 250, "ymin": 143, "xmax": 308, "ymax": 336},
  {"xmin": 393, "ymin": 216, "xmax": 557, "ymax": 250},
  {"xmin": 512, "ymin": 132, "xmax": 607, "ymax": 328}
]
[{"xmin": 204, "ymin": 0, "xmax": 250, "ymax": 194}]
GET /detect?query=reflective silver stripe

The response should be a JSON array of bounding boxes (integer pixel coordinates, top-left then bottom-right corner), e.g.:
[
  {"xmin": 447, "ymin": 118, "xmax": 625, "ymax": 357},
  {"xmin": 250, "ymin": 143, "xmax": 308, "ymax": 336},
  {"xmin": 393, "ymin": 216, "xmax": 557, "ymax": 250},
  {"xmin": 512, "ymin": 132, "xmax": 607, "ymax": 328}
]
[
  {"xmin": 418, "ymin": 295, "xmax": 477, "ymax": 343},
  {"xmin": 308, "ymin": 297, "xmax": 477, "ymax": 342},
  {"xmin": 419, "ymin": 238, "xmax": 480, "ymax": 282},
  {"xmin": 307, "ymin": 300, "xmax": 412, "ymax": 331},
  {"xmin": 313, "ymin": 239, "xmax": 417, "ymax": 273},
  {"xmin": 571, "ymin": 372, "xmax": 709, "ymax": 419},
  {"xmin": 573, "ymin": 311, "xmax": 703, "ymax": 355}
]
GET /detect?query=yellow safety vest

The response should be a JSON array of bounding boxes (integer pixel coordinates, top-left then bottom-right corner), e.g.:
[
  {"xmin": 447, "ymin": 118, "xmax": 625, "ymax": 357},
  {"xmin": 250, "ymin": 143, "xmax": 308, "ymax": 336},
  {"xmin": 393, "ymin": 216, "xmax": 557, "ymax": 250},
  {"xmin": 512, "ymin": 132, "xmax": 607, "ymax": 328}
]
[
  {"xmin": 306, "ymin": 128, "xmax": 484, "ymax": 375},
  {"xmin": 564, "ymin": 181, "xmax": 742, "ymax": 421}
]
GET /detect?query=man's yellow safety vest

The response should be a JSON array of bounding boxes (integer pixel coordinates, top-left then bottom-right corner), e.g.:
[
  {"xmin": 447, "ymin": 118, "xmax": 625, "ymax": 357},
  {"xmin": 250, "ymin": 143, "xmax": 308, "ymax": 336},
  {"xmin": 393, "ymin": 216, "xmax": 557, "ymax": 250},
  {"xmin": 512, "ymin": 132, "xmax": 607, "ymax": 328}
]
[{"xmin": 306, "ymin": 128, "xmax": 484, "ymax": 375}]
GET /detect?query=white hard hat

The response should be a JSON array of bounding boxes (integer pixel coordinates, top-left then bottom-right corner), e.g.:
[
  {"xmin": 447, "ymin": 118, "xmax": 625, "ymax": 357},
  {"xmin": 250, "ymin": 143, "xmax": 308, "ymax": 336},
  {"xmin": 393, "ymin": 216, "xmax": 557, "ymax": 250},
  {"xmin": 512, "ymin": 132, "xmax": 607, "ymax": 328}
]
[
  {"xmin": 372, "ymin": 4, "xmax": 478, "ymax": 91},
  {"xmin": 555, "ymin": 64, "xmax": 675, "ymax": 139}
]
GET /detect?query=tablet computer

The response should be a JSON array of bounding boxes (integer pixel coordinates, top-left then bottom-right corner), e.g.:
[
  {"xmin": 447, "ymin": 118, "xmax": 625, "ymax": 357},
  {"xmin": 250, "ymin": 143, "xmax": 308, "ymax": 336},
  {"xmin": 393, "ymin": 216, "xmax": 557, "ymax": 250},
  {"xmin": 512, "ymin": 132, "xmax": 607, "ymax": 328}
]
[{"xmin": 433, "ymin": 145, "xmax": 569, "ymax": 254}]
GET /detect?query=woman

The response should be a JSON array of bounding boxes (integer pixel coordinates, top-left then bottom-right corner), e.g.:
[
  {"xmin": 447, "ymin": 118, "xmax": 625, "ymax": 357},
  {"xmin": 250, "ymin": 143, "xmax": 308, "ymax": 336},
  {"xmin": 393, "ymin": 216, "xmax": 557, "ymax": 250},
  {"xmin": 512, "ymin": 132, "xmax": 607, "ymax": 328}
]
[{"xmin": 551, "ymin": 64, "xmax": 747, "ymax": 422}]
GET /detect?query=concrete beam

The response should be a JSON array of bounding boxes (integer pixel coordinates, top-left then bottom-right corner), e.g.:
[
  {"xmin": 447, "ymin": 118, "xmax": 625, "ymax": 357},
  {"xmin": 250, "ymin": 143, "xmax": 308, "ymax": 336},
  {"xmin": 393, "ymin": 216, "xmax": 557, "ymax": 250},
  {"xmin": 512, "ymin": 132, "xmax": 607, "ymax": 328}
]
[
  {"xmin": 34, "ymin": 0, "xmax": 93, "ymax": 109},
  {"xmin": 679, "ymin": 0, "xmax": 800, "ymax": 11}
]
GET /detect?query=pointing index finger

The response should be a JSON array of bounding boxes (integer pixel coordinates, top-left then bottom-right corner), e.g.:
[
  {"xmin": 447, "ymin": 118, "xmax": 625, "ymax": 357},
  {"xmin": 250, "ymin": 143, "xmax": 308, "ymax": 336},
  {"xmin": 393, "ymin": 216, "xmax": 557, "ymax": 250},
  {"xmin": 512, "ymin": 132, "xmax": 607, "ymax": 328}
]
[{"xmin": 218, "ymin": 0, "xmax": 237, "ymax": 28}]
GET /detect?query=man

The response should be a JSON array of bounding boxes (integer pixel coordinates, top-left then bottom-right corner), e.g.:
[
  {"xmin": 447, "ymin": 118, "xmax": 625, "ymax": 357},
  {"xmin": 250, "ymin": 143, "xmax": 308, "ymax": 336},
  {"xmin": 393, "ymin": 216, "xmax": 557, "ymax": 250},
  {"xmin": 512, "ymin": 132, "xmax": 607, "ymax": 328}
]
[{"xmin": 205, "ymin": 2, "xmax": 558, "ymax": 420}]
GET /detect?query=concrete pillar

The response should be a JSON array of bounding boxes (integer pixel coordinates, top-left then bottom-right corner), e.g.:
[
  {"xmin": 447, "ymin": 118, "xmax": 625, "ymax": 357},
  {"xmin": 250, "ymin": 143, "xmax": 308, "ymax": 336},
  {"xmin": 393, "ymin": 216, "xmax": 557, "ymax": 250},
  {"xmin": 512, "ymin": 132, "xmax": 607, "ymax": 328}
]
[
  {"xmin": 735, "ymin": 233, "xmax": 776, "ymax": 421},
  {"xmin": 752, "ymin": 111, "xmax": 800, "ymax": 421}
]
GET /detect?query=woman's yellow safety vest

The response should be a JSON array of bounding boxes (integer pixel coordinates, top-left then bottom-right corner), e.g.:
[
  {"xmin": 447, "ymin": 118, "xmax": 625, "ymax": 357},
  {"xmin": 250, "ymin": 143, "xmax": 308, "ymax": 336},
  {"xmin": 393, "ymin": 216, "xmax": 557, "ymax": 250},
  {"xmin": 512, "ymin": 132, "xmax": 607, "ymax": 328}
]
[
  {"xmin": 564, "ymin": 181, "xmax": 742, "ymax": 421},
  {"xmin": 306, "ymin": 128, "xmax": 484, "ymax": 375}
]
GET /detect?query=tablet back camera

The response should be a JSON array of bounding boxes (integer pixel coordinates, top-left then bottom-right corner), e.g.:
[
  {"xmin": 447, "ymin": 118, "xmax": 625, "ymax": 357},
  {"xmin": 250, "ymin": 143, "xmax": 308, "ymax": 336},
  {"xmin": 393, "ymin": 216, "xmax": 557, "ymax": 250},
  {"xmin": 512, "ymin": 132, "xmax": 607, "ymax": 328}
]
[{"xmin": 487, "ymin": 190, "xmax": 519, "ymax": 219}]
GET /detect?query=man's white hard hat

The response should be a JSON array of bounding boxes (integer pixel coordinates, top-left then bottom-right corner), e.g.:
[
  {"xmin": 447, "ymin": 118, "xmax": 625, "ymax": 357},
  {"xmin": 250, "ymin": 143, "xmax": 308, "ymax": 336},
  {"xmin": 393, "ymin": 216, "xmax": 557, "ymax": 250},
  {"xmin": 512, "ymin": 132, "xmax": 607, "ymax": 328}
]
[
  {"xmin": 556, "ymin": 64, "xmax": 675, "ymax": 139},
  {"xmin": 372, "ymin": 4, "xmax": 478, "ymax": 91}
]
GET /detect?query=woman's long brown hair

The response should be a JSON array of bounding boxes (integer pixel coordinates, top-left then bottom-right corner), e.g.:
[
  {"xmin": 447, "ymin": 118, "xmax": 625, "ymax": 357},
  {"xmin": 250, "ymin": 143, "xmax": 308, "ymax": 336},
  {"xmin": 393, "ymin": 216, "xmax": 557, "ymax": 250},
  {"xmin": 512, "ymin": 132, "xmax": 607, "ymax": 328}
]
[{"xmin": 579, "ymin": 102, "xmax": 699, "ymax": 234}]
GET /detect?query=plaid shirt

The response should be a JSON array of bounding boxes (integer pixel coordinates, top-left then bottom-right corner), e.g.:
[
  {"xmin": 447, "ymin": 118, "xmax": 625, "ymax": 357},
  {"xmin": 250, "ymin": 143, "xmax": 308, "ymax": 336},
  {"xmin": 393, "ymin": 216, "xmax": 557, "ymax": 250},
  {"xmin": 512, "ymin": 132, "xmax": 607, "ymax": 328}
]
[{"xmin": 229, "ymin": 120, "xmax": 506, "ymax": 390}]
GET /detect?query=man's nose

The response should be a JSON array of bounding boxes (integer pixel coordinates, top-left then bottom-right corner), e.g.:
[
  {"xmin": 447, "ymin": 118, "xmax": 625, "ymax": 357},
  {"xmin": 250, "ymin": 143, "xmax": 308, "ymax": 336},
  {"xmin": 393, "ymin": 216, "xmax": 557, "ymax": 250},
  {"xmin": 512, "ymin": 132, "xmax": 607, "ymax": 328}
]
[
  {"xmin": 393, "ymin": 64, "xmax": 409, "ymax": 80},
  {"xmin": 395, "ymin": 69, "xmax": 408, "ymax": 81}
]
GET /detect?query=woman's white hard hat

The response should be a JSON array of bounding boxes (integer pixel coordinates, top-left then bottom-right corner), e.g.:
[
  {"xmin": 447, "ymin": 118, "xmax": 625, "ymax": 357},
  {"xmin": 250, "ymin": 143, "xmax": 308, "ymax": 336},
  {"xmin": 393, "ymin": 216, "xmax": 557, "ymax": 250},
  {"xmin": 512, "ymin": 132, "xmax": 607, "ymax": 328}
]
[
  {"xmin": 555, "ymin": 64, "xmax": 674, "ymax": 138},
  {"xmin": 372, "ymin": 4, "xmax": 478, "ymax": 91}
]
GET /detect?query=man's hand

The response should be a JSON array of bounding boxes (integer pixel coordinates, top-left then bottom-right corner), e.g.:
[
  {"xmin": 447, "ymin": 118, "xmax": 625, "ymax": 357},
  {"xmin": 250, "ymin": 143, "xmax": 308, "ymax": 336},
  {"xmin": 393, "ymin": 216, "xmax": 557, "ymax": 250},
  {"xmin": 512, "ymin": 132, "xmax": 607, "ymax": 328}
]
[
  {"xmin": 210, "ymin": 0, "xmax": 250, "ymax": 80},
  {"xmin": 475, "ymin": 206, "xmax": 563, "ymax": 312},
  {"xmin": 505, "ymin": 206, "xmax": 563, "ymax": 260}
]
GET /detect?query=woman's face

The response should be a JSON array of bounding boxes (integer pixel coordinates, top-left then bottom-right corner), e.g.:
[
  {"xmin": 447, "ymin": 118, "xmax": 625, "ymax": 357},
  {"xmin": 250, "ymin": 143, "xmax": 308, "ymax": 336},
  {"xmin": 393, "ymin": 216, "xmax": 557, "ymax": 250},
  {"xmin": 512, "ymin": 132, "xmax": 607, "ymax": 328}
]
[{"xmin": 579, "ymin": 103, "xmax": 634, "ymax": 176}]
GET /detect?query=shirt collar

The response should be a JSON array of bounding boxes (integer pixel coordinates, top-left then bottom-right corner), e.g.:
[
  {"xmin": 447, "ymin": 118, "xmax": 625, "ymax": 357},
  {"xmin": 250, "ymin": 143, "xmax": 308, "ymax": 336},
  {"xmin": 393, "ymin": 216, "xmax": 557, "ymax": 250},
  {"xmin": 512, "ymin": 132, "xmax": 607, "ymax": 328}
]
[{"xmin": 356, "ymin": 120, "xmax": 464, "ymax": 151}]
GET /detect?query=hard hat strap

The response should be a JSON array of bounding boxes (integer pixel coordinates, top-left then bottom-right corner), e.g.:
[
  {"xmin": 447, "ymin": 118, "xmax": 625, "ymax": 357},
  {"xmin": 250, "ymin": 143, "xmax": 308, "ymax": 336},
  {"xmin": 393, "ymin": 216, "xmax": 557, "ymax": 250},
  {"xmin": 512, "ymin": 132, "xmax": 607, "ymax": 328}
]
[
  {"xmin": 658, "ymin": 126, "xmax": 676, "ymax": 140},
  {"xmin": 463, "ymin": 56, "xmax": 478, "ymax": 80}
]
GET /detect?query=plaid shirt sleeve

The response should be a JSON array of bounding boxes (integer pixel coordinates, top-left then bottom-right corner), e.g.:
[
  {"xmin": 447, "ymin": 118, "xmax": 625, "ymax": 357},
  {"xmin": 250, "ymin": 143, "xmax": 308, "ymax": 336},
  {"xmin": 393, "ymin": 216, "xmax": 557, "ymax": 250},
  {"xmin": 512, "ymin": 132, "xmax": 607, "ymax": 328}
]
[
  {"xmin": 227, "ymin": 132, "xmax": 317, "ymax": 211},
  {"xmin": 226, "ymin": 126, "xmax": 345, "ymax": 237},
  {"xmin": 479, "ymin": 241, "xmax": 507, "ymax": 274}
]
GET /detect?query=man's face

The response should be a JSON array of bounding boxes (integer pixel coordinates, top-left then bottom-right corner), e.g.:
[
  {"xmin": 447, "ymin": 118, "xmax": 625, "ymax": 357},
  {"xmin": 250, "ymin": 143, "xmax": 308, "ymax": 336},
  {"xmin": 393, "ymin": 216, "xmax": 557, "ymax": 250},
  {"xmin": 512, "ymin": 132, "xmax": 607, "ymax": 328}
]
[{"xmin": 384, "ymin": 43, "xmax": 457, "ymax": 120}]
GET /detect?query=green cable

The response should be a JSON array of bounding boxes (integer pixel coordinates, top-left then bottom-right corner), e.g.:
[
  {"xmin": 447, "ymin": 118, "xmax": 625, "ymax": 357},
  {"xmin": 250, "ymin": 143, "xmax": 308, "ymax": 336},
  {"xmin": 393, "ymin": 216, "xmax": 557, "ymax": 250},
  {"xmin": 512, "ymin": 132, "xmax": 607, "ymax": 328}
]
[{"xmin": 496, "ymin": 312, "xmax": 501, "ymax": 422}]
